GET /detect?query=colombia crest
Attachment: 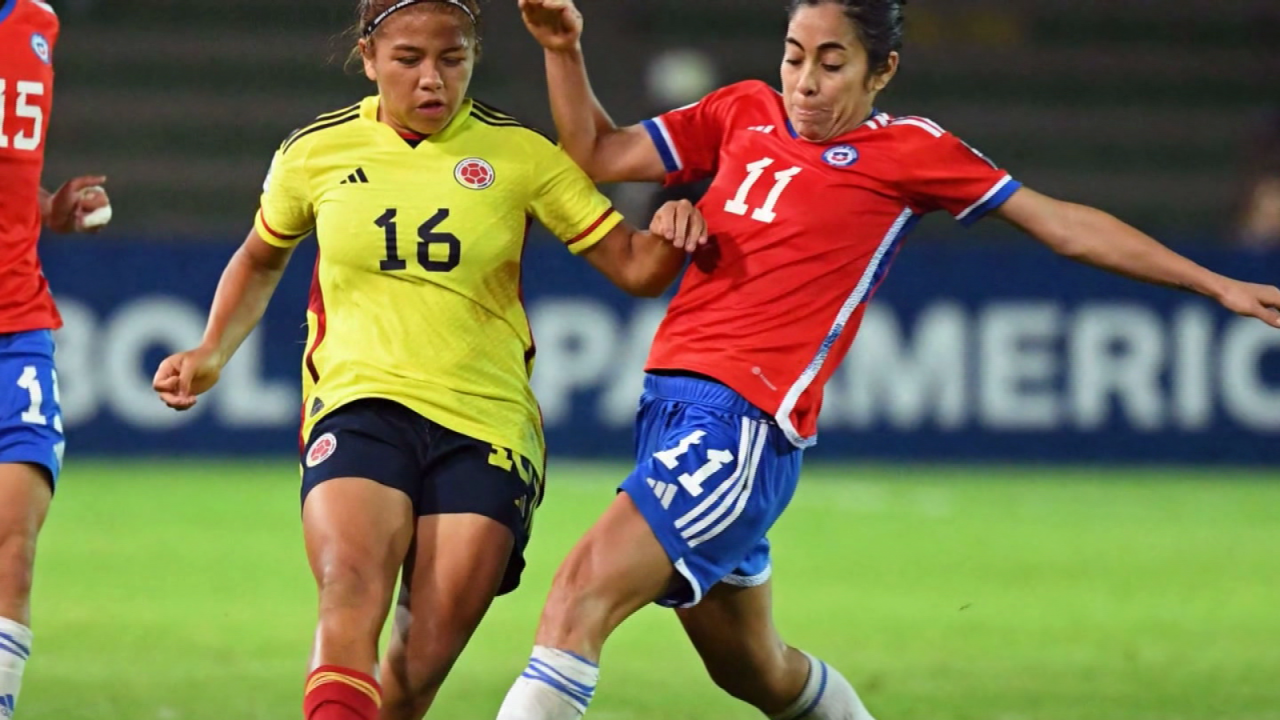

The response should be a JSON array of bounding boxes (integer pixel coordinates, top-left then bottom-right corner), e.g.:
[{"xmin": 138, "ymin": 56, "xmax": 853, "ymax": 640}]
[{"xmin": 455, "ymin": 158, "xmax": 495, "ymax": 190}]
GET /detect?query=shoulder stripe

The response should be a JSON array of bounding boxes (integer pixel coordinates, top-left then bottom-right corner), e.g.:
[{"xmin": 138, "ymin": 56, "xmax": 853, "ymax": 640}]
[
  {"xmin": 472, "ymin": 100, "xmax": 518, "ymax": 122},
  {"xmin": 282, "ymin": 104, "xmax": 362, "ymax": 146},
  {"xmin": 33, "ymin": 0, "xmax": 57, "ymax": 15},
  {"xmin": 470, "ymin": 112, "xmax": 555, "ymax": 145},
  {"xmin": 313, "ymin": 103, "xmax": 362, "ymax": 123},
  {"xmin": 282, "ymin": 112, "xmax": 359, "ymax": 154},
  {"xmin": 891, "ymin": 118, "xmax": 945, "ymax": 138}
]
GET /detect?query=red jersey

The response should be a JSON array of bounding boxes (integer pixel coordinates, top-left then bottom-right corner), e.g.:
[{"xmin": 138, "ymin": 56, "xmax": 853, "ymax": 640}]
[
  {"xmin": 642, "ymin": 80, "xmax": 1020, "ymax": 447},
  {"xmin": 0, "ymin": 0, "xmax": 60, "ymax": 333}
]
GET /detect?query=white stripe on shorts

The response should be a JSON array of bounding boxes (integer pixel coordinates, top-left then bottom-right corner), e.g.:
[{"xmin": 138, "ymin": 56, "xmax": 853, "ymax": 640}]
[
  {"xmin": 687, "ymin": 421, "xmax": 768, "ymax": 548},
  {"xmin": 675, "ymin": 418, "xmax": 755, "ymax": 530}
]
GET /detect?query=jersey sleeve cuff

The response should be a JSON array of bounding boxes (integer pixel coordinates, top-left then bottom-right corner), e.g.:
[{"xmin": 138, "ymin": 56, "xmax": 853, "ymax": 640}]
[
  {"xmin": 642, "ymin": 118, "xmax": 683, "ymax": 174},
  {"xmin": 255, "ymin": 208, "xmax": 312, "ymax": 248},
  {"xmin": 565, "ymin": 207, "xmax": 623, "ymax": 255},
  {"xmin": 956, "ymin": 176, "xmax": 1021, "ymax": 227}
]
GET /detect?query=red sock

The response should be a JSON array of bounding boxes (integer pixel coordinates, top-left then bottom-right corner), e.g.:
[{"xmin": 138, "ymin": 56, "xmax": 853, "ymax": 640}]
[{"xmin": 304, "ymin": 665, "xmax": 381, "ymax": 720}]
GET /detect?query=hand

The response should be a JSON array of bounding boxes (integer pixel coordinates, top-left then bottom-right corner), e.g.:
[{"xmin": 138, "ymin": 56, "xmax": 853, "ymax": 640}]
[
  {"xmin": 1216, "ymin": 279, "xmax": 1280, "ymax": 328},
  {"xmin": 45, "ymin": 175, "xmax": 110, "ymax": 233},
  {"xmin": 518, "ymin": 0, "xmax": 583, "ymax": 52},
  {"xmin": 153, "ymin": 344, "xmax": 225, "ymax": 411},
  {"xmin": 650, "ymin": 199, "xmax": 708, "ymax": 252}
]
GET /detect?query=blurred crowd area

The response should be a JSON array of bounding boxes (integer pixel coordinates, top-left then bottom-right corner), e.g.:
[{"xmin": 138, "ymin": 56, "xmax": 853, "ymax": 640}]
[{"xmin": 42, "ymin": 0, "xmax": 1280, "ymax": 244}]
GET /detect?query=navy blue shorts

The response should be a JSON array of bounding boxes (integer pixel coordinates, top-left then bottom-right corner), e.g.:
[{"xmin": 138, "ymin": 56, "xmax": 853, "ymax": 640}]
[
  {"xmin": 620, "ymin": 373, "xmax": 803, "ymax": 608},
  {"xmin": 0, "ymin": 330, "xmax": 65, "ymax": 488},
  {"xmin": 300, "ymin": 398, "xmax": 544, "ymax": 596}
]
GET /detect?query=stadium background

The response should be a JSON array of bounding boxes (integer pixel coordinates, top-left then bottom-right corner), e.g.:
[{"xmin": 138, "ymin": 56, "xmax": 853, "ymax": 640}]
[{"xmin": 24, "ymin": 1, "xmax": 1280, "ymax": 718}]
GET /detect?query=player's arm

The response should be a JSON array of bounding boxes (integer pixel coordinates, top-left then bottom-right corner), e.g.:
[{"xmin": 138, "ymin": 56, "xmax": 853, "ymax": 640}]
[
  {"xmin": 153, "ymin": 229, "xmax": 294, "ymax": 410},
  {"xmin": 581, "ymin": 200, "xmax": 704, "ymax": 298},
  {"xmin": 40, "ymin": 176, "xmax": 112, "ymax": 233},
  {"xmin": 997, "ymin": 187, "xmax": 1280, "ymax": 327},
  {"xmin": 520, "ymin": 0, "xmax": 666, "ymax": 183}
]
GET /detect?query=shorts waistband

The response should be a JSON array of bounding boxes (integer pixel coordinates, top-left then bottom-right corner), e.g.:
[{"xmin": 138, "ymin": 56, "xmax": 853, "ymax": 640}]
[{"xmin": 643, "ymin": 372, "xmax": 772, "ymax": 421}]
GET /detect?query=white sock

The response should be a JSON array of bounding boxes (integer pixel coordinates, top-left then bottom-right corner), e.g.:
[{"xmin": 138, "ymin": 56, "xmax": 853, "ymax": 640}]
[
  {"xmin": 771, "ymin": 651, "xmax": 874, "ymax": 720},
  {"xmin": 496, "ymin": 645, "xmax": 600, "ymax": 720},
  {"xmin": 0, "ymin": 617, "xmax": 32, "ymax": 717}
]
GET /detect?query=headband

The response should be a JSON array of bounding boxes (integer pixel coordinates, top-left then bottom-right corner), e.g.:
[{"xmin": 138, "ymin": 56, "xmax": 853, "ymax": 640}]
[{"xmin": 363, "ymin": 0, "xmax": 476, "ymax": 37}]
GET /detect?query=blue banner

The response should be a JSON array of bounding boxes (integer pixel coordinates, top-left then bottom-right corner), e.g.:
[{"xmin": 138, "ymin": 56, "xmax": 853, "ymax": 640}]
[{"xmin": 38, "ymin": 236, "xmax": 1280, "ymax": 464}]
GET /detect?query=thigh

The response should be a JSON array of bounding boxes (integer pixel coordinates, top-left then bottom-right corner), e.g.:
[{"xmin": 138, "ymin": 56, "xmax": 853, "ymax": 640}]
[
  {"xmin": 619, "ymin": 401, "xmax": 800, "ymax": 608},
  {"xmin": 300, "ymin": 402, "xmax": 420, "ymax": 591},
  {"xmin": 0, "ymin": 331, "xmax": 65, "ymax": 488},
  {"xmin": 0, "ymin": 462, "xmax": 53, "ymax": 551},
  {"xmin": 676, "ymin": 579, "xmax": 785, "ymax": 670},
  {"xmin": 391, "ymin": 513, "xmax": 514, "ymax": 658},
  {"xmin": 419, "ymin": 426, "xmax": 543, "ymax": 596}
]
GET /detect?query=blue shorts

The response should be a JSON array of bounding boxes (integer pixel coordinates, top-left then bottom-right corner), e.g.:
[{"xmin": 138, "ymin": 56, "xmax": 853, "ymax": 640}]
[
  {"xmin": 620, "ymin": 373, "xmax": 802, "ymax": 608},
  {"xmin": 0, "ymin": 330, "xmax": 65, "ymax": 487}
]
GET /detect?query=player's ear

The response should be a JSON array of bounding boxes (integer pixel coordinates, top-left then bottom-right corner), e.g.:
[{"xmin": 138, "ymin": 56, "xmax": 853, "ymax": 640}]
[
  {"xmin": 359, "ymin": 38, "xmax": 378, "ymax": 82},
  {"xmin": 867, "ymin": 51, "xmax": 899, "ymax": 93}
]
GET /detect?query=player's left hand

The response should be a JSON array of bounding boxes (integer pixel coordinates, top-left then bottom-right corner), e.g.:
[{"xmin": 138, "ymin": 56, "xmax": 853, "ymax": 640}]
[
  {"xmin": 1216, "ymin": 279, "xmax": 1280, "ymax": 328},
  {"xmin": 46, "ymin": 175, "xmax": 111, "ymax": 234},
  {"xmin": 651, "ymin": 199, "xmax": 708, "ymax": 252}
]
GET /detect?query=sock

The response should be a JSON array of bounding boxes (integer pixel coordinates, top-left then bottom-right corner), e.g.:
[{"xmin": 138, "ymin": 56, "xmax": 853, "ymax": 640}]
[
  {"xmin": 304, "ymin": 665, "xmax": 381, "ymax": 720},
  {"xmin": 0, "ymin": 617, "xmax": 32, "ymax": 718},
  {"xmin": 771, "ymin": 651, "xmax": 875, "ymax": 720},
  {"xmin": 496, "ymin": 645, "xmax": 600, "ymax": 720}
]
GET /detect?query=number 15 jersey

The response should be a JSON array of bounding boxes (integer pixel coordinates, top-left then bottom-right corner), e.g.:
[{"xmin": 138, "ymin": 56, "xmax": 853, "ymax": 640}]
[
  {"xmin": 642, "ymin": 80, "xmax": 1021, "ymax": 448},
  {"xmin": 257, "ymin": 96, "xmax": 622, "ymax": 469},
  {"xmin": 0, "ymin": 0, "xmax": 60, "ymax": 333}
]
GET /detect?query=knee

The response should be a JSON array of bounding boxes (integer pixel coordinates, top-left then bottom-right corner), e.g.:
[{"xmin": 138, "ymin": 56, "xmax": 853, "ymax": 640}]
[
  {"xmin": 0, "ymin": 530, "xmax": 37, "ymax": 602},
  {"xmin": 314, "ymin": 556, "xmax": 392, "ymax": 617}
]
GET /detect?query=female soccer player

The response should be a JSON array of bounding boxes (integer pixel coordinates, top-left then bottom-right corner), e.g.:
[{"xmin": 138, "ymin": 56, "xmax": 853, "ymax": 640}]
[
  {"xmin": 2, "ymin": 0, "xmax": 112, "ymax": 715},
  {"xmin": 498, "ymin": 1, "xmax": 1280, "ymax": 718},
  {"xmin": 151, "ymin": 1, "xmax": 702, "ymax": 719}
]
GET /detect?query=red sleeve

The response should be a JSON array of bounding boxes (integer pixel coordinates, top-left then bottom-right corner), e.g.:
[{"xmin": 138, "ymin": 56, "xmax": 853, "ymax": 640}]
[
  {"xmin": 891, "ymin": 117, "xmax": 1021, "ymax": 226},
  {"xmin": 641, "ymin": 82, "xmax": 752, "ymax": 187}
]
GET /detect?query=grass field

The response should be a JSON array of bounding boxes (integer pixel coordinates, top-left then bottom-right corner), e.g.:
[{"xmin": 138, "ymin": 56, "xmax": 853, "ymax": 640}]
[{"xmin": 19, "ymin": 461, "xmax": 1280, "ymax": 720}]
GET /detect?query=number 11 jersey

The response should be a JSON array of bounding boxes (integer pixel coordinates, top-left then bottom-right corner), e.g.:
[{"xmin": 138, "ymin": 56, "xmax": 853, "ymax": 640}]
[
  {"xmin": 257, "ymin": 96, "xmax": 622, "ymax": 469},
  {"xmin": 642, "ymin": 80, "xmax": 1021, "ymax": 448}
]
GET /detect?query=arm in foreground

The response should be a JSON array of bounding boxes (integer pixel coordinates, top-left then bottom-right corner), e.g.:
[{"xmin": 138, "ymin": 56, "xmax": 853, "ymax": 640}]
[
  {"xmin": 153, "ymin": 229, "xmax": 295, "ymax": 410},
  {"xmin": 997, "ymin": 187, "xmax": 1280, "ymax": 327}
]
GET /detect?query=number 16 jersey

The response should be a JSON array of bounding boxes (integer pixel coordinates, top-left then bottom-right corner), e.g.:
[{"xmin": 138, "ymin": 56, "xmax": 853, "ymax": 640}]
[
  {"xmin": 642, "ymin": 80, "xmax": 1021, "ymax": 448},
  {"xmin": 257, "ymin": 96, "xmax": 622, "ymax": 469}
]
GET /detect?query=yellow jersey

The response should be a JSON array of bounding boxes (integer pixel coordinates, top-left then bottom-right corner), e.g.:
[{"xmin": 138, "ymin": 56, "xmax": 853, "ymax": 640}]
[{"xmin": 255, "ymin": 96, "xmax": 622, "ymax": 469}]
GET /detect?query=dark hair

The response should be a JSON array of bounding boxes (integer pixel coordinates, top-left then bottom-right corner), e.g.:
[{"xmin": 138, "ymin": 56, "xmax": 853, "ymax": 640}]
[
  {"xmin": 349, "ymin": 0, "xmax": 484, "ymax": 65},
  {"xmin": 787, "ymin": 0, "xmax": 906, "ymax": 75}
]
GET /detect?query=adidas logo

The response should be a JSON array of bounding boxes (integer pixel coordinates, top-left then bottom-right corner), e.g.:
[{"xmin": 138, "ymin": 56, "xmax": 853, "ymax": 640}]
[
  {"xmin": 0, "ymin": 693, "xmax": 15, "ymax": 718},
  {"xmin": 339, "ymin": 168, "xmax": 370, "ymax": 185},
  {"xmin": 747, "ymin": 125, "xmax": 775, "ymax": 134},
  {"xmin": 646, "ymin": 477, "xmax": 677, "ymax": 510}
]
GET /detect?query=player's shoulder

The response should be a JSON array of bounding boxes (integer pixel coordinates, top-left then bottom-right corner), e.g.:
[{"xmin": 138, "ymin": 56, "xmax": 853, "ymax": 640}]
[
  {"xmin": 277, "ymin": 100, "xmax": 367, "ymax": 157},
  {"xmin": 876, "ymin": 114, "xmax": 955, "ymax": 143},
  {"xmin": 467, "ymin": 99, "xmax": 557, "ymax": 149},
  {"xmin": 2, "ymin": 0, "xmax": 59, "ymax": 38}
]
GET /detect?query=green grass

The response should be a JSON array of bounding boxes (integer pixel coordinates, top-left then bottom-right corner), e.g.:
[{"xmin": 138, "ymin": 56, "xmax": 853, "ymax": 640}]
[{"xmin": 22, "ymin": 462, "xmax": 1280, "ymax": 719}]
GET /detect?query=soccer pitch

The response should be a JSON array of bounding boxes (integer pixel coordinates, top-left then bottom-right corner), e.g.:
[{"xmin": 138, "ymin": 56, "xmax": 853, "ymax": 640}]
[{"xmin": 21, "ymin": 461, "xmax": 1280, "ymax": 720}]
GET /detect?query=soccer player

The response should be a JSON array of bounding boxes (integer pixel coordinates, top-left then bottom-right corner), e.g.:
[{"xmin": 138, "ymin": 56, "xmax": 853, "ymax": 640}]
[
  {"xmin": 496, "ymin": 1, "xmax": 1280, "ymax": 718},
  {"xmin": 150, "ymin": 1, "xmax": 702, "ymax": 719},
  {"xmin": 2, "ymin": 0, "xmax": 113, "ymax": 715}
]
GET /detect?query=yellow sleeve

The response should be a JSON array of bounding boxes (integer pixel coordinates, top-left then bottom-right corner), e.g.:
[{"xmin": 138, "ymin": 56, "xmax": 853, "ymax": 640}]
[
  {"xmin": 253, "ymin": 143, "xmax": 315, "ymax": 248},
  {"xmin": 527, "ymin": 144, "xmax": 623, "ymax": 255}
]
